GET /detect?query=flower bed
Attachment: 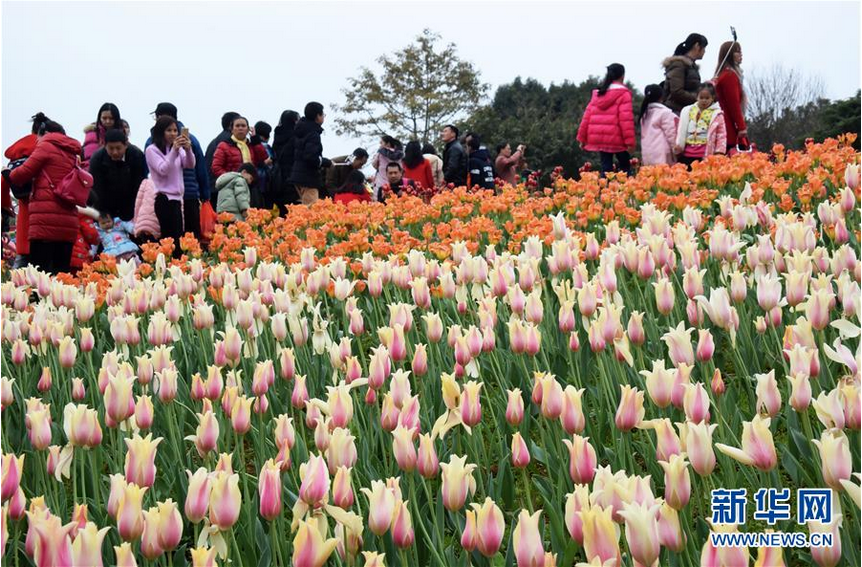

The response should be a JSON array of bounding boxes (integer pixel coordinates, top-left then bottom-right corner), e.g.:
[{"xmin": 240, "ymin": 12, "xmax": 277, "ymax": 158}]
[{"xmin": 1, "ymin": 136, "xmax": 860, "ymax": 567}]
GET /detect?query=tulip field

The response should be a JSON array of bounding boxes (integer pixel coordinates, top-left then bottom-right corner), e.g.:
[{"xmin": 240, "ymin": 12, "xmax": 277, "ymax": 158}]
[{"xmin": 2, "ymin": 136, "xmax": 861, "ymax": 567}]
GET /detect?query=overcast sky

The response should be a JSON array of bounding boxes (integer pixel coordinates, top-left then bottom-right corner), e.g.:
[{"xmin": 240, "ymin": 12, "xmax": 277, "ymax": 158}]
[{"xmin": 2, "ymin": 1, "xmax": 860, "ymax": 158}]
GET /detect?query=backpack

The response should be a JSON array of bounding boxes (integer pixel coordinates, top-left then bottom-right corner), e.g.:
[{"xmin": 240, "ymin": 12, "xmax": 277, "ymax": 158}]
[{"xmin": 43, "ymin": 156, "xmax": 93, "ymax": 207}]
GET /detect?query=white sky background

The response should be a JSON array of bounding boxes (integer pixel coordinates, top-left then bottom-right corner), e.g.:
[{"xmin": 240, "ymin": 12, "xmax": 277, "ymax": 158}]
[{"xmin": 2, "ymin": 0, "xmax": 860, "ymax": 158}]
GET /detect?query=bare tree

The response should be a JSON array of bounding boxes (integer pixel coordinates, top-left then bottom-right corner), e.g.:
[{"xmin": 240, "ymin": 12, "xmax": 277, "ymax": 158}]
[
  {"xmin": 746, "ymin": 64, "xmax": 827, "ymax": 149},
  {"xmin": 747, "ymin": 64, "xmax": 825, "ymax": 123}
]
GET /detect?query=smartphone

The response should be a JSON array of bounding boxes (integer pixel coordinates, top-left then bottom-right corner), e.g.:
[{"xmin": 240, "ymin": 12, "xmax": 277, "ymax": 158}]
[{"xmin": 181, "ymin": 127, "xmax": 190, "ymax": 138}]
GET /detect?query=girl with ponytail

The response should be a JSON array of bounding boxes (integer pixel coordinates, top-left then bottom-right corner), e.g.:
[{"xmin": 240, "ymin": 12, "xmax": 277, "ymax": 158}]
[
  {"xmin": 576, "ymin": 63, "xmax": 636, "ymax": 176},
  {"xmin": 639, "ymin": 84, "xmax": 679, "ymax": 166}
]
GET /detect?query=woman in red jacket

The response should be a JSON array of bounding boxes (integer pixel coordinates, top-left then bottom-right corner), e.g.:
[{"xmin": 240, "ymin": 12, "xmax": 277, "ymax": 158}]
[
  {"xmin": 333, "ymin": 170, "xmax": 372, "ymax": 205},
  {"xmin": 713, "ymin": 41, "xmax": 748, "ymax": 153},
  {"xmin": 402, "ymin": 141, "xmax": 434, "ymax": 190},
  {"xmin": 577, "ymin": 63, "xmax": 636, "ymax": 176},
  {"xmin": 4, "ymin": 120, "xmax": 81, "ymax": 274},
  {"xmin": 211, "ymin": 116, "xmax": 268, "ymax": 178}
]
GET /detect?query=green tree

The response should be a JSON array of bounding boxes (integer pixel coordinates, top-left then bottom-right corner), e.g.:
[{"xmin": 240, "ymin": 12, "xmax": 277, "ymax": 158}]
[
  {"xmin": 807, "ymin": 90, "xmax": 861, "ymax": 149},
  {"xmin": 465, "ymin": 77, "xmax": 642, "ymax": 181},
  {"xmin": 333, "ymin": 29, "xmax": 488, "ymax": 144}
]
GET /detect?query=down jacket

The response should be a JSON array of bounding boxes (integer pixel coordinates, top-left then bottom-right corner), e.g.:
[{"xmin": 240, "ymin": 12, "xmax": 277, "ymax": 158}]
[
  {"xmin": 8, "ymin": 133, "xmax": 82, "ymax": 243},
  {"xmin": 640, "ymin": 103, "xmax": 679, "ymax": 165},
  {"xmin": 662, "ymin": 56, "xmax": 701, "ymax": 114},
  {"xmin": 134, "ymin": 178, "xmax": 161, "ymax": 239},
  {"xmin": 71, "ymin": 208, "xmax": 100, "ymax": 269},
  {"xmin": 290, "ymin": 119, "xmax": 326, "ymax": 189},
  {"xmin": 215, "ymin": 172, "xmax": 250, "ymax": 221},
  {"xmin": 81, "ymin": 123, "xmax": 105, "ymax": 168},
  {"xmin": 212, "ymin": 138, "xmax": 268, "ymax": 179},
  {"xmin": 577, "ymin": 83, "xmax": 636, "ymax": 153},
  {"xmin": 2, "ymin": 134, "xmax": 38, "ymax": 255}
]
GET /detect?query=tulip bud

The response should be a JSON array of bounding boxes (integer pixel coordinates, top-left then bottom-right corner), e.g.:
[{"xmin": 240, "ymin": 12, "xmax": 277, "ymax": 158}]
[
  {"xmin": 683, "ymin": 382, "xmax": 711, "ymax": 424},
  {"xmin": 37, "ymin": 367, "xmax": 52, "ymax": 392},
  {"xmin": 809, "ymin": 517, "xmax": 842, "ymax": 567},
  {"xmin": 627, "ymin": 311, "xmax": 645, "ymax": 346},
  {"xmin": 116, "ymin": 483, "xmax": 147, "ymax": 541},
  {"xmin": 560, "ymin": 386, "xmax": 586, "ymax": 435},
  {"xmin": 711, "ymin": 369, "xmax": 726, "ymax": 397},
  {"xmin": 513, "ymin": 509, "xmax": 545, "ymax": 567},
  {"xmin": 208, "ymin": 472, "xmax": 241, "ymax": 530},
  {"xmin": 540, "ymin": 374, "xmax": 563, "ymax": 420},
  {"xmin": 565, "ymin": 486, "xmax": 589, "ymax": 544},
  {"xmin": 579, "ymin": 505, "xmax": 621, "ymax": 566},
  {"xmin": 417, "ymin": 434, "xmax": 439, "ymax": 479},
  {"xmin": 299, "ymin": 454, "xmax": 330, "ymax": 508},
  {"xmin": 258, "ymin": 459, "xmax": 283, "ymax": 521},
  {"xmin": 658, "ymin": 502, "xmax": 686, "ymax": 552},
  {"xmin": 361, "ymin": 480, "xmax": 396, "ymax": 536},
  {"xmin": 813, "ymin": 430, "xmax": 852, "ymax": 490},
  {"xmin": 392, "ymin": 425, "xmax": 417, "ymax": 472},
  {"xmin": 114, "ymin": 542, "xmax": 138, "ymax": 567},
  {"xmin": 615, "ymin": 385, "xmax": 645, "ymax": 431},
  {"xmin": 511, "ymin": 432, "xmax": 531, "ymax": 468},
  {"xmin": 755, "ymin": 370, "xmax": 782, "ymax": 417},
  {"xmin": 659, "ymin": 454, "xmax": 691, "ymax": 510},
  {"xmin": 472, "ymin": 497, "xmax": 505, "ymax": 557},
  {"xmin": 184, "ymin": 468, "xmax": 211, "ymax": 524},
  {"xmin": 506, "ymin": 388, "xmax": 524, "ymax": 426},
  {"xmin": 619, "ymin": 502, "xmax": 661, "ymax": 567},
  {"xmin": 440, "ymin": 454, "xmax": 477, "ymax": 511},
  {"xmin": 292, "ymin": 518, "xmax": 339, "ymax": 567},
  {"xmin": 563, "ymin": 435, "xmax": 597, "ymax": 485},
  {"xmin": 332, "ymin": 466, "xmax": 354, "ymax": 509},
  {"xmin": 391, "ymin": 499, "xmax": 415, "ymax": 549}
]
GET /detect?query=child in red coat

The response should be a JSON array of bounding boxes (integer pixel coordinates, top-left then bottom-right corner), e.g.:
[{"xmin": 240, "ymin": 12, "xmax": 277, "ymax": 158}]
[
  {"xmin": 71, "ymin": 207, "xmax": 101, "ymax": 272},
  {"xmin": 577, "ymin": 63, "xmax": 636, "ymax": 176}
]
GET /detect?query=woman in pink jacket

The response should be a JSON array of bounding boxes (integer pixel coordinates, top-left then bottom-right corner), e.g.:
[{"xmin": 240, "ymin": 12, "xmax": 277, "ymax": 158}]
[
  {"xmin": 577, "ymin": 63, "xmax": 636, "ymax": 176},
  {"xmin": 81, "ymin": 103, "xmax": 122, "ymax": 168},
  {"xmin": 639, "ymin": 84, "xmax": 679, "ymax": 166}
]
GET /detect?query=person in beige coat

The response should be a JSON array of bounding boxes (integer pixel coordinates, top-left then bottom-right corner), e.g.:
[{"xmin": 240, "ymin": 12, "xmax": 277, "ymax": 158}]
[{"xmin": 422, "ymin": 143, "xmax": 444, "ymax": 187}]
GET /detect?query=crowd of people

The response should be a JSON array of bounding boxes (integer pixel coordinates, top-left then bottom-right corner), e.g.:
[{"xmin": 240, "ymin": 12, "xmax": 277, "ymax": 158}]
[
  {"xmin": 578, "ymin": 33, "xmax": 747, "ymax": 174},
  {"xmin": 0, "ymin": 31, "xmax": 747, "ymax": 275}
]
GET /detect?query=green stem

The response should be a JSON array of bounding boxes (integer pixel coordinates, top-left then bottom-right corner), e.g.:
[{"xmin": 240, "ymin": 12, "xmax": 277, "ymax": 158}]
[{"xmin": 520, "ymin": 467, "xmax": 534, "ymax": 513}]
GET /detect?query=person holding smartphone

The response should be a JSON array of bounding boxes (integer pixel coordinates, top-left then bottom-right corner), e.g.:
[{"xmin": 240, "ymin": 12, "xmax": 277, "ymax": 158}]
[
  {"xmin": 145, "ymin": 116, "xmax": 195, "ymax": 258},
  {"xmin": 145, "ymin": 103, "xmax": 210, "ymax": 242}
]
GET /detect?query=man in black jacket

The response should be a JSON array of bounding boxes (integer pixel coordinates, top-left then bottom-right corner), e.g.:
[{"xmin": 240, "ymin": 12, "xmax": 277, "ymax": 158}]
[
  {"xmin": 89, "ymin": 129, "xmax": 147, "ymax": 221},
  {"xmin": 324, "ymin": 148, "xmax": 369, "ymax": 196},
  {"xmin": 466, "ymin": 133, "xmax": 496, "ymax": 190},
  {"xmin": 290, "ymin": 102, "xmax": 331, "ymax": 205},
  {"xmin": 205, "ymin": 111, "xmax": 240, "ymax": 204},
  {"xmin": 441, "ymin": 124, "xmax": 466, "ymax": 187}
]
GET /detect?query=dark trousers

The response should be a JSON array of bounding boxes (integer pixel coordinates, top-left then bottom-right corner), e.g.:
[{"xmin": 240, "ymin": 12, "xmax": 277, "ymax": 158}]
[
  {"xmin": 154, "ymin": 193, "xmax": 184, "ymax": 258},
  {"xmin": 677, "ymin": 155, "xmax": 700, "ymax": 170},
  {"xmin": 599, "ymin": 151, "xmax": 631, "ymax": 176},
  {"xmin": 29, "ymin": 239, "xmax": 73, "ymax": 275},
  {"xmin": 184, "ymin": 198, "xmax": 201, "ymax": 240}
]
